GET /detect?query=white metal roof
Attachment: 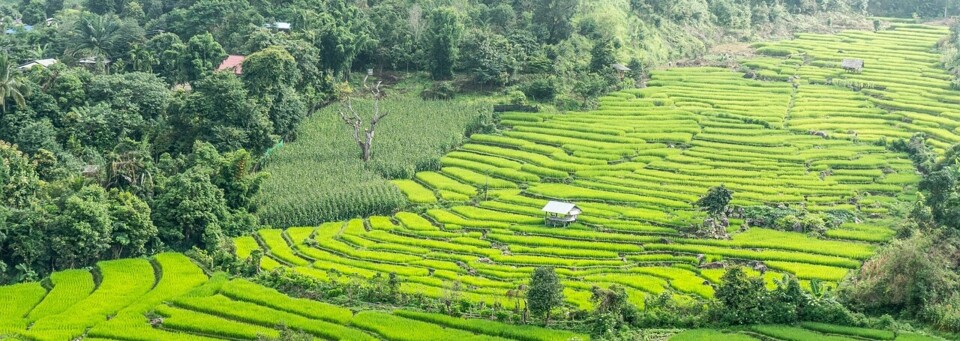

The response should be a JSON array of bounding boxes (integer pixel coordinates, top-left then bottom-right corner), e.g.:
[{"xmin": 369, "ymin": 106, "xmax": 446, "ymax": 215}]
[
  {"xmin": 266, "ymin": 22, "xmax": 291, "ymax": 30},
  {"xmin": 18, "ymin": 58, "xmax": 58, "ymax": 70},
  {"xmin": 78, "ymin": 57, "xmax": 110, "ymax": 64},
  {"xmin": 542, "ymin": 201, "xmax": 578, "ymax": 214}
]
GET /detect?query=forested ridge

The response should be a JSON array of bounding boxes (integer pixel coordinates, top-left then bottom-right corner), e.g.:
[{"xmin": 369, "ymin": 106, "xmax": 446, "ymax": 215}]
[{"xmin": 1, "ymin": 0, "xmax": 960, "ymax": 340}]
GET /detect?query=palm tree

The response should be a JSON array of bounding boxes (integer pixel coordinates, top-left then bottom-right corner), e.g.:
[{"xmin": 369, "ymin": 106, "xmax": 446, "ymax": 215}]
[
  {"xmin": 0, "ymin": 54, "xmax": 26, "ymax": 113},
  {"xmin": 70, "ymin": 14, "xmax": 119, "ymax": 72}
]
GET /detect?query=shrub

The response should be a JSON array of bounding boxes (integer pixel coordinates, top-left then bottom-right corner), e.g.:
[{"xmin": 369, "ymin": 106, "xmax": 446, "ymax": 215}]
[
  {"xmin": 839, "ymin": 233, "xmax": 960, "ymax": 332},
  {"xmin": 524, "ymin": 77, "xmax": 558, "ymax": 101},
  {"xmin": 508, "ymin": 90, "xmax": 528, "ymax": 105}
]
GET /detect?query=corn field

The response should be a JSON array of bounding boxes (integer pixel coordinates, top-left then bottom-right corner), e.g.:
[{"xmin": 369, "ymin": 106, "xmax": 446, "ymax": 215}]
[{"xmin": 256, "ymin": 95, "xmax": 493, "ymax": 227}]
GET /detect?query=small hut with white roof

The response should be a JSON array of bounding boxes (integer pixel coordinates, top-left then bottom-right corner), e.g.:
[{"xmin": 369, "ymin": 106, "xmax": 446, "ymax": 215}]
[{"xmin": 542, "ymin": 201, "xmax": 581, "ymax": 227}]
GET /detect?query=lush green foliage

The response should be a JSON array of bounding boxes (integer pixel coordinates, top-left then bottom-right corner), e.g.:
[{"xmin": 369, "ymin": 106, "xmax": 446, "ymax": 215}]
[
  {"xmin": 0, "ymin": 0, "xmax": 958, "ymax": 337},
  {"xmin": 712, "ymin": 267, "xmax": 856, "ymax": 326},
  {"xmin": 528, "ymin": 267, "xmax": 565, "ymax": 323},
  {"xmin": 696, "ymin": 185, "xmax": 733, "ymax": 216}
]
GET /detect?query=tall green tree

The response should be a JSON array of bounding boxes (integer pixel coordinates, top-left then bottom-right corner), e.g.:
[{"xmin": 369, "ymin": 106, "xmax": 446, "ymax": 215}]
[
  {"xmin": 425, "ymin": 7, "xmax": 464, "ymax": 80},
  {"xmin": 242, "ymin": 46, "xmax": 306, "ymax": 139},
  {"xmin": 107, "ymin": 189, "xmax": 157, "ymax": 259},
  {"xmin": 45, "ymin": 0, "xmax": 63, "ymax": 17},
  {"xmin": 185, "ymin": 32, "xmax": 226, "ymax": 82},
  {"xmin": 712, "ymin": 267, "xmax": 770, "ymax": 325},
  {"xmin": 241, "ymin": 46, "xmax": 300, "ymax": 96},
  {"xmin": 48, "ymin": 185, "xmax": 113, "ymax": 269},
  {"xmin": 368, "ymin": 0, "xmax": 417, "ymax": 71},
  {"xmin": 168, "ymin": 0, "xmax": 263, "ymax": 52},
  {"xmin": 176, "ymin": 72, "xmax": 274, "ymax": 154},
  {"xmin": 19, "ymin": 0, "xmax": 45, "ymax": 25},
  {"xmin": 278, "ymin": 39, "xmax": 332, "ymax": 111},
  {"xmin": 85, "ymin": 0, "xmax": 117, "ymax": 14},
  {"xmin": 0, "ymin": 141, "xmax": 40, "ymax": 209},
  {"xmin": 262, "ymin": 86, "xmax": 306, "ymax": 139},
  {"xmin": 68, "ymin": 14, "xmax": 146, "ymax": 71},
  {"xmin": 145, "ymin": 32, "xmax": 187, "ymax": 83},
  {"xmin": 463, "ymin": 31, "xmax": 519, "ymax": 86},
  {"xmin": 0, "ymin": 54, "xmax": 27, "ymax": 113},
  {"xmin": 86, "ymin": 71, "xmax": 171, "ymax": 122},
  {"xmin": 152, "ymin": 165, "xmax": 228, "ymax": 250},
  {"xmin": 696, "ymin": 184, "xmax": 733, "ymax": 216},
  {"xmin": 293, "ymin": 0, "xmax": 371, "ymax": 77},
  {"xmin": 527, "ymin": 266, "xmax": 564, "ymax": 324},
  {"xmin": 589, "ymin": 39, "xmax": 618, "ymax": 72},
  {"xmin": 532, "ymin": 0, "xmax": 577, "ymax": 44}
]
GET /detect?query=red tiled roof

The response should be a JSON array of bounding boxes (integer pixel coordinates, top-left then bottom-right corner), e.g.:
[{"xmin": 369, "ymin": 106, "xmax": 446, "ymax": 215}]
[{"xmin": 217, "ymin": 55, "xmax": 245, "ymax": 75}]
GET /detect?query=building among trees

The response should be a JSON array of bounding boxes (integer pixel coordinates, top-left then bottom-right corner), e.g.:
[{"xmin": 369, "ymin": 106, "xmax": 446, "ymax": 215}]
[{"xmin": 217, "ymin": 55, "xmax": 246, "ymax": 75}]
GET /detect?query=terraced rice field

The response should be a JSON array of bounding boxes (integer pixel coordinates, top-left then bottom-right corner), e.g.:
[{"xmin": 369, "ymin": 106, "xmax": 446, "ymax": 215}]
[
  {"xmin": 242, "ymin": 25, "xmax": 959, "ymax": 317},
  {"xmin": 0, "ymin": 253, "xmax": 584, "ymax": 341},
  {"xmin": 747, "ymin": 24, "xmax": 960, "ymax": 151},
  {"xmin": 1, "ymin": 24, "xmax": 954, "ymax": 341},
  {"xmin": 0, "ymin": 258, "xmax": 914, "ymax": 341}
]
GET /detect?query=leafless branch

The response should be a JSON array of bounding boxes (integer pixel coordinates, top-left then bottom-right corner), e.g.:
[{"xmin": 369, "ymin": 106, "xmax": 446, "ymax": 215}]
[{"xmin": 338, "ymin": 76, "xmax": 390, "ymax": 162}]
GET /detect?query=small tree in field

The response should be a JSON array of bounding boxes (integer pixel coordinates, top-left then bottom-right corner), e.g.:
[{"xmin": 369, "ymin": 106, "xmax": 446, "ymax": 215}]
[
  {"xmin": 339, "ymin": 76, "xmax": 389, "ymax": 162},
  {"xmin": 697, "ymin": 184, "xmax": 733, "ymax": 216},
  {"xmin": 527, "ymin": 267, "xmax": 564, "ymax": 325},
  {"xmin": 694, "ymin": 184, "xmax": 734, "ymax": 238}
]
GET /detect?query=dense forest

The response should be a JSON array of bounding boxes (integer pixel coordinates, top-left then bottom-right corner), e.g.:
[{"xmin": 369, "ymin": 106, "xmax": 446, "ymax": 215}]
[{"xmin": 2, "ymin": 0, "xmax": 960, "ymax": 339}]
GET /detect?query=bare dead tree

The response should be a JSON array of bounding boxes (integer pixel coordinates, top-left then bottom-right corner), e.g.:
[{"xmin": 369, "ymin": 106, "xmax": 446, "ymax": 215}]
[{"xmin": 339, "ymin": 76, "xmax": 389, "ymax": 162}]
